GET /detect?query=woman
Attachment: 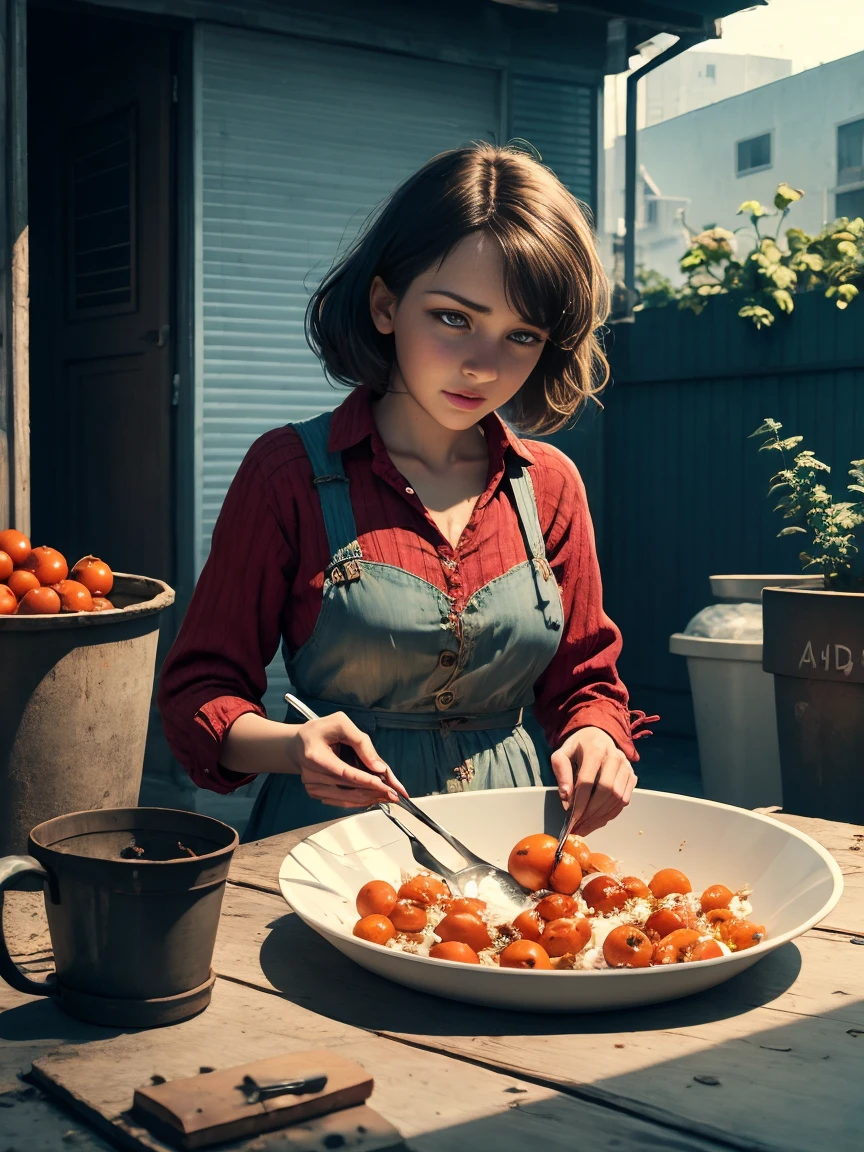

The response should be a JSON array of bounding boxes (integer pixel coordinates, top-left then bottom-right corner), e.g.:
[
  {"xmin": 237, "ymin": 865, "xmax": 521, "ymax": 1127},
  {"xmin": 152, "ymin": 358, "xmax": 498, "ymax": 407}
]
[{"xmin": 158, "ymin": 142, "xmax": 654, "ymax": 841}]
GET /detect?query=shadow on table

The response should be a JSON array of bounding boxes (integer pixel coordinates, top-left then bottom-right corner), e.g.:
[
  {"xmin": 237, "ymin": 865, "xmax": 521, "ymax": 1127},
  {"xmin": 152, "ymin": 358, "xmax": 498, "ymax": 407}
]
[
  {"xmin": 257, "ymin": 911, "xmax": 804, "ymax": 1039},
  {"xmin": 0, "ymin": 995, "xmax": 127, "ymax": 1044}
]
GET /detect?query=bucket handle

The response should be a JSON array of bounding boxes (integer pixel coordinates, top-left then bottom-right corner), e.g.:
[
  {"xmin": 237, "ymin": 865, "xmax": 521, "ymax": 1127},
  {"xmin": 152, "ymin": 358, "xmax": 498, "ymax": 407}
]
[{"xmin": 0, "ymin": 856, "xmax": 56, "ymax": 997}]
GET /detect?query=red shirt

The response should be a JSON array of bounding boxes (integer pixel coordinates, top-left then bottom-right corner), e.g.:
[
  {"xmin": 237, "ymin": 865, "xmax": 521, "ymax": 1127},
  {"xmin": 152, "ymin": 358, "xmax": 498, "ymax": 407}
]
[{"xmin": 158, "ymin": 386, "xmax": 654, "ymax": 794}]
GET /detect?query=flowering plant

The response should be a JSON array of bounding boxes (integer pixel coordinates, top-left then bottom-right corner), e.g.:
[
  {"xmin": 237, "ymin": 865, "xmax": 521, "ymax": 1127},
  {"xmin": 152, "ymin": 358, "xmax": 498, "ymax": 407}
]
[{"xmin": 638, "ymin": 184, "xmax": 864, "ymax": 329}]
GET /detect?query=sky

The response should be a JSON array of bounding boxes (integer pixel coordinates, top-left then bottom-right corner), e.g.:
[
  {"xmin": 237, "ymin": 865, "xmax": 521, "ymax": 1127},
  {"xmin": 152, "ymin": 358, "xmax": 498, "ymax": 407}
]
[
  {"xmin": 605, "ymin": 0, "xmax": 864, "ymax": 144},
  {"xmin": 698, "ymin": 0, "xmax": 864, "ymax": 72}
]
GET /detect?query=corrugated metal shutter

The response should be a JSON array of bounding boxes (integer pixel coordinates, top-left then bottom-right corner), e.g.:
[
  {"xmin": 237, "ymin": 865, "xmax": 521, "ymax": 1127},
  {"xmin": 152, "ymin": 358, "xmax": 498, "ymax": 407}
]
[
  {"xmin": 197, "ymin": 25, "xmax": 500, "ymax": 712},
  {"xmin": 510, "ymin": 76, "xmax": 598, "ymax": 212}
]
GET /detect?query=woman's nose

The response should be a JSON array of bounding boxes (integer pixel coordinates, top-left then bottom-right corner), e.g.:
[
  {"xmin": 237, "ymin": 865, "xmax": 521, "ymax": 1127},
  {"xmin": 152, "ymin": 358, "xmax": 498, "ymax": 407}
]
[{"xmin": 461, "ymin": 344, "xmax": 499, "ymax": 383}]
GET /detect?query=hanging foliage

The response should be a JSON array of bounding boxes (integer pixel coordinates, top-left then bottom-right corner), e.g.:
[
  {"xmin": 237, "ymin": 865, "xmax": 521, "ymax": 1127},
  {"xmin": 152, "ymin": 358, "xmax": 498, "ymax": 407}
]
[{"xmin": 637, "ymin": 185, "xmax": 864, "ymax": 329}]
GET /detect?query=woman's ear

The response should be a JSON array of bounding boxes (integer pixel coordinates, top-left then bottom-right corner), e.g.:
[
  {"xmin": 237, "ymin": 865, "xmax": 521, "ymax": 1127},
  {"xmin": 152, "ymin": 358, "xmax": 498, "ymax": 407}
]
[{"xmin": 369, "ymin": 276, "xmax": 398, "ymax": 334}]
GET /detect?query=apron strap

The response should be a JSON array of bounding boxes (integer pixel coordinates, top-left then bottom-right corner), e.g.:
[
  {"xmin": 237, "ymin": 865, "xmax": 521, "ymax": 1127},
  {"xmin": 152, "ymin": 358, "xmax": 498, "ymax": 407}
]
[
  {"xmin": 292, "ymin": 412, "xmax": 363, "ymax": 571},
  {"xmin": 508, "ymin": 455, "xmax": 561, "ymax": 631}
]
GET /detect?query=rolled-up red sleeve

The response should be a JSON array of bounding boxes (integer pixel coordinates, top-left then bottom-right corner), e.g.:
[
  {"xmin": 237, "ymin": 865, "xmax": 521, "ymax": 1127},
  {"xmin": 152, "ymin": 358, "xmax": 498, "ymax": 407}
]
[
  {"xmin": 157, "ymin": 435, "xmax": 296, "ymax": 794},
  {"xmin": 529, "ymin": 444, "xmax": 656, "ymax": 761}
]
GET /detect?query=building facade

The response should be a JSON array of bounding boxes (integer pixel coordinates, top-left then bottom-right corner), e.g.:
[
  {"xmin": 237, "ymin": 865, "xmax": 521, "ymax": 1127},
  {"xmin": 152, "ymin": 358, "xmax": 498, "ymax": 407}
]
[{"xmin": 605, "ymin": 50, "xmax": 864, "ymax": 283}]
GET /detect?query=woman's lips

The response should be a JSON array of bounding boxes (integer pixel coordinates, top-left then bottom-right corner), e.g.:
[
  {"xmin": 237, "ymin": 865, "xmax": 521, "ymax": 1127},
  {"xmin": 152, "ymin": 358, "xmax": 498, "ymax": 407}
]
[{"xmin": 442, "ymin": 390, "xmax": 485, "ymax": 411}]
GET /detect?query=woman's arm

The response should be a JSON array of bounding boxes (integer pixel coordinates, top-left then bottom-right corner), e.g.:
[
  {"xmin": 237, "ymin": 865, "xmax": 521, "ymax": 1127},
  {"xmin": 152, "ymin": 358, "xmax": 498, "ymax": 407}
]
[
  {"xmin": 158, "ymin": 429, "xmax": 402, "ymax": 806},
  {"xmin": 157, "ymin": 434, "xmax": 296, "ymax": 793},
  {"xmin": 528, "ymin": 443, "xmax": 648, "ymax": 834}
]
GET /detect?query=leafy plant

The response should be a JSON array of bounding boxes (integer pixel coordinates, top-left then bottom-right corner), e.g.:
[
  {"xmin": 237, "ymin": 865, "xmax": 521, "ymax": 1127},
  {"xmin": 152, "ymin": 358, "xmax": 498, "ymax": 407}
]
[
  {"xmin": 637, "ymin": 184, "xmax": 864, "ymax": 329},
  {"xmin": 750, "ymin": 418, "xmax": 864, "ymax": 591}
]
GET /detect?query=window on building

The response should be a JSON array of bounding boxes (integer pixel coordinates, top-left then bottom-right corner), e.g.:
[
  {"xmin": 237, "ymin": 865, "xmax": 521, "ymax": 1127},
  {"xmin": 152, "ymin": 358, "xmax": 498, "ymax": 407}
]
[
  {"xmin": 836, "ymin": 189, "xmax": 864, "ymax": 220},
  {"xmin": 736, "ymin": 133, "xmax": 772, "ymax": 177},
  {"xmin": 837, "ymin": 119, "xmax": 864, "ymax": 187},
  {"xmin": 706, "ymin": 63, "xmax": 716, "ymax": 80}
]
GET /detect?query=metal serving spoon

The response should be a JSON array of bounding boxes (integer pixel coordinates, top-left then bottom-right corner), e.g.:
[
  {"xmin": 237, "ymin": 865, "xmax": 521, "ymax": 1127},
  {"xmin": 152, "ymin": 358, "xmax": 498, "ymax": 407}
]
[{"xmin": 284, "ymin": 693, "xmax": 531, "ymax": 907}]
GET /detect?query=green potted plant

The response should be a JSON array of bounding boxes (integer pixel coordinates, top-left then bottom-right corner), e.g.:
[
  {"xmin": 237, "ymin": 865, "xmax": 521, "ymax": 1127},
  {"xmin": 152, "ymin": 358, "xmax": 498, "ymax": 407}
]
[{"xmin": 751, "ymin": 418, "xmax": 864, "ymax": 822}]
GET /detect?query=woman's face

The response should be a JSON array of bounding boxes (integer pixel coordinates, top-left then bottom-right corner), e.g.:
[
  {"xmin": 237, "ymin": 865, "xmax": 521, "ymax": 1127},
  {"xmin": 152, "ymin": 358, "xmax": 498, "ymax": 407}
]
[{"xmin": 369, "ymin": 232, "xmax": 549, "ymax": 430}]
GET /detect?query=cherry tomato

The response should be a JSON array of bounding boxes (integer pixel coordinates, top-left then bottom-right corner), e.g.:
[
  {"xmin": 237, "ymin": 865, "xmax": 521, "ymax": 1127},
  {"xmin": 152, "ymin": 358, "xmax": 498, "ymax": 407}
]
[
  {"xmin": 690, "ymin": 937, "xmax": 724, "ymax": 961},
  {"xmin": 352, "ymin": 915, "xmax": 395, "ymax": 945},
  {"xmin": 700, "ymin": 884, "xmax": 734, "ymax": 913},
  {"xmin": 0, "ymin": 528, "xmax": 31, "ymax": 566},
  {"xmin": 70, "ymin": 555, "xmax": 114, "ymax": 597},
  {"xmin": 53, "ymin": 579, "xmax": 94, "ymax": 613},
  {"xmin": 621, "ymin": 876, "xmax": 652, "ymax": 900},
  {"xmin": 603, "ymin": 925, "xmax": 653, "ymax": 968},
  {"xmin": 512, "ymin": 909, "xmax": 544, "ymax": 942},
  {"xmin": 436, "ymin": 912, "xmax": 492, "ymax": 952},
  {"xmin": 721, "ymin": 919, "xmax": 765, "ymax": 951},
  {"xmin": 91, "ymin": 597, "xmax": 116, "ymax": 612},
  {"xmin": 390, "ymin": 900, "xmax": 427, "ymax": 932},
  {"xmin": 507, "ymin": 833, "xmax": 558, "ymax": 892},
  {"xmin": 442, "ymin": 897, "xmax": 487, "ymax": 916},
  {"xmin": 499, "ymin": 940, "xmax": 552, "ymax": 970},
  {"xmin": 22, "ymin": 546, "xmax": 68, "ymax": 586},
  {"xmin": 398, "ymin": 874, "xmax": 449, "ymax": 907},
  {"xmin": 582, "ymin": 875, "xmax": 628, "ymax": 914},
  {"xmin": 644, "ymin": 906, "xmax": 698, "ymax": 940},
  {"xmin": 0, "ymin": 551, "xmax": 13, "ymax": 581},
  {"xmin": 651, "ymin": 928, "xmax": 702, "ymax": 965},
  {"xmin": 429, "ymin": 941, "xmax": 481, "ymax": 964},
  {"xmin": 18, "ymin": 587, "xmax": 61, "ymax": 615},
  {"xmin": 550, "ymin": 852, "xmax": 583, "ymax": 895},
  {"xmin": 0, "ymin": 585, "xmax": 17, "ymax": 614},
  {"xmin": 648, "ymin": 868, "xmax": 692, "ymax": 899},
  {"xmin": 585, "ymin": 851, "xmax": 618, "ymax": 875},
  {"xmin": 564, "ymin": 835, "xmax": 592, "ymax": 870},
  {"xmin": 356, "ymin": 880, "xmax": 397, "ymax": 918},
  {"xmin": 540, "ymin": 916, "xmax": 591, "ymax": 957},
  {"xmin": 6, "ymin": 569, "xmax": 40, "ymax": 599},
  {"xmin": 706, "ymin": 907, "xmax": 735, "ymax": 927},
  {"xmin": 535, "ymin": 893, "xmax": 578, "ymax": 920}
]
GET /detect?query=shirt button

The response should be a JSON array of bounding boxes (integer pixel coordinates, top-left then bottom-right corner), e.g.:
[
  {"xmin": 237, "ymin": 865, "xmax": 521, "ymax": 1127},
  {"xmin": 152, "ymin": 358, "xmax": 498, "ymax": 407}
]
[
  {"xmin": 439, "ymin": 650, "xmax": 457, "ymax": 669},
  {"xmin": 436, "ymin": 689, "xmax": 456, "ymax": 710},
  {"xmin": 405, "ymin": 486, "xmax": 414, "ymax": 495}
]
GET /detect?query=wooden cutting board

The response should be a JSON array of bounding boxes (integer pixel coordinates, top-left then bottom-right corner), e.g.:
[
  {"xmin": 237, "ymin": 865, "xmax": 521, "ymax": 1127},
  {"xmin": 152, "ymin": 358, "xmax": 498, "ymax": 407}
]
[{"xmin": 31, "ymin": 1046, "xmax": 405, "ymax": 1152}]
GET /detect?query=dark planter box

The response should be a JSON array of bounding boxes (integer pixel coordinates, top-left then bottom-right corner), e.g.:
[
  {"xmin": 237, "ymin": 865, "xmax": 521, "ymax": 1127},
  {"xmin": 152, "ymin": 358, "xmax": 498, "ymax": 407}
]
[{"xmin": 762, "ymin": 586, "xmax": 864, "ymax": 823}]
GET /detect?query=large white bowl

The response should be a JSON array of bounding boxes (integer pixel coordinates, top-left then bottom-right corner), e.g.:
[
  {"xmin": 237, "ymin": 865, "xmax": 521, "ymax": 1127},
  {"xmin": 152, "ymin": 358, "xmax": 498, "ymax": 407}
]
[{"xmin": 278, "ymin": 787, "xmax": 842, "ymax": 1012}]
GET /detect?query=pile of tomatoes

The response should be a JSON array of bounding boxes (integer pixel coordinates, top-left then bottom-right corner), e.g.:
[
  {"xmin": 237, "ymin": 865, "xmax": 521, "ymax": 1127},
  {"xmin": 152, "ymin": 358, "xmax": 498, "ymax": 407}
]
[
  {"xmin": 351, "ymin": 831, "xmax": 766, "ymax": 971},
  {"xmin": 0, "ymin": 529, "xmax": 115, "ymax": 616}
]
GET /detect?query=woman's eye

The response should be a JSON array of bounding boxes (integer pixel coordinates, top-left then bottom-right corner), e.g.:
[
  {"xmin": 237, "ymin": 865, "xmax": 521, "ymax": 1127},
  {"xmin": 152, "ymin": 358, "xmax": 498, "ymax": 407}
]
[
  {"xmin": 510, "ymin": 331, "xmax": 542, "ymax": 345},
  {"xmin": 435, "ymin": 310, "xmax": 468, "ymax": 328}
]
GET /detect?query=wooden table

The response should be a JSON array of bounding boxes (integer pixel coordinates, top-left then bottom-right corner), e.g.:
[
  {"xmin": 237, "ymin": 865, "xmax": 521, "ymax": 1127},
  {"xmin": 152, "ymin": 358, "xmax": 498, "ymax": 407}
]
[{"xmin": 1, "ymin": 811, "xmax": 862, "ymax": 1152}]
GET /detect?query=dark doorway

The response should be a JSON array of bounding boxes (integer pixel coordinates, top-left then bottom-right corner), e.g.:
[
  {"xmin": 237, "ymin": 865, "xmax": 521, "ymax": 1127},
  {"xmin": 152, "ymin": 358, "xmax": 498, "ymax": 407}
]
[{"xmin": 28, "ymin": 5, "xmax": 176, "ymax": 583}]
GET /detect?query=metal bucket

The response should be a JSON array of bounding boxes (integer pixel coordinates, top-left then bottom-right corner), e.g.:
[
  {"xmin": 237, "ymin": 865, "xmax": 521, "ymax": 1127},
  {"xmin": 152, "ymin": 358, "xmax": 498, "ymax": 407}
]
[
  {"xmin": 0, "ymin": 807, "xmax": 238, "ymax": 1027},
  {"xmin": 0, "ymin": 574, "xmax": 174, "ymax": 855}
]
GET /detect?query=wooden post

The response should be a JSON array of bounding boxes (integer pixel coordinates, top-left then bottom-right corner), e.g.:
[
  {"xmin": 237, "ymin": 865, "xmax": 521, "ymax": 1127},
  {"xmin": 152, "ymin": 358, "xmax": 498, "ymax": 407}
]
[{"xmin": 0, "ymin": 0, "xmax": 28, "ymax": 535}]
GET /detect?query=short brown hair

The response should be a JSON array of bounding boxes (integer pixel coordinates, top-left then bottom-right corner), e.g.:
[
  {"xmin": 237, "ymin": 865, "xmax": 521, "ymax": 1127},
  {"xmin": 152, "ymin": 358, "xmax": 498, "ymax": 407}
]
[{"xmin": 306, "ymin": 141, "xmax": 610, "ymax": 434}]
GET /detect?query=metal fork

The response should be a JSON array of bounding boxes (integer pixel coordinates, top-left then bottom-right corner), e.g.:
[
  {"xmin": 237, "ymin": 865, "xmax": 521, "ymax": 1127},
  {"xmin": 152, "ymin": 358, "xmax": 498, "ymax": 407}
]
[{"xmin": 285, "ymin": 692, "xmax": 531, "ymax": 905}]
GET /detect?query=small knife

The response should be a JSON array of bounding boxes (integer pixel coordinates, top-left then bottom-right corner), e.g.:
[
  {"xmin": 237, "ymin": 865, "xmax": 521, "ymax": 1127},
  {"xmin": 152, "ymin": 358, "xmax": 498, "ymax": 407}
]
[{"xmin": 239, "ymin": 1073, "xmax": 328, "ymax": 1104}]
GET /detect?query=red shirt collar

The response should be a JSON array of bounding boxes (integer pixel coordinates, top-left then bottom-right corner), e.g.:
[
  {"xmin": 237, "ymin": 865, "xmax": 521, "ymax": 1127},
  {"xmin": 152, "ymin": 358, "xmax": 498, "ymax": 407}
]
[{"xmin": 327, "ymin": 386, "xmax": 536, "ymax": 466}]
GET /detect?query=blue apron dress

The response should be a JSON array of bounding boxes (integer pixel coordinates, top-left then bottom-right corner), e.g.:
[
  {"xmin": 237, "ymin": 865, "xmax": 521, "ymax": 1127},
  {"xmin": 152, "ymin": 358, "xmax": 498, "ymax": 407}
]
[{"xmin": 243, "ymin": 410, "xmax": 565, "ymax": 841}]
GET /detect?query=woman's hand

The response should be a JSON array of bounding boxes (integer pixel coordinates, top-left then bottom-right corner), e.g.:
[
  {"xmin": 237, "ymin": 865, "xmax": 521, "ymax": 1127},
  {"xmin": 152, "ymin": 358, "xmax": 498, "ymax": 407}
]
[
  {"xmin": 550, "ymin": 726, "xmax": 637, "ymax": 838},
  {"xmin": 286, "ymin": 712, "xmax": 408, "ymax": 809}
]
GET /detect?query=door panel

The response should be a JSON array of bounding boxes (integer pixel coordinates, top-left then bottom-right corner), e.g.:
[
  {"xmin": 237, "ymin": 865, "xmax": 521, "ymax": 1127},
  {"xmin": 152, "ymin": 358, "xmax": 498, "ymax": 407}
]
[{"xmin": 29, "ymin": 13, "xmax": 174, "ymax": 582}]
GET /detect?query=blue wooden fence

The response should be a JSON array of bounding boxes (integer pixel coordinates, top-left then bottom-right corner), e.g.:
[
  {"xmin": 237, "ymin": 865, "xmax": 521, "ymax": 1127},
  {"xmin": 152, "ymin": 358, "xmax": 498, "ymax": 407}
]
[{"xmin": 573, "ymin": 293, "xmax": 864, "ymax": 735}]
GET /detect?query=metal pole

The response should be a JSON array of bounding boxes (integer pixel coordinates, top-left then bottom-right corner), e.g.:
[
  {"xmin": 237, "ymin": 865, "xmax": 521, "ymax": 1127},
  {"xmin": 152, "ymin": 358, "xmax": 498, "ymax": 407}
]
[{"xmin": 623, "ymin": 32, "xmax": 709, "ymax": 294}]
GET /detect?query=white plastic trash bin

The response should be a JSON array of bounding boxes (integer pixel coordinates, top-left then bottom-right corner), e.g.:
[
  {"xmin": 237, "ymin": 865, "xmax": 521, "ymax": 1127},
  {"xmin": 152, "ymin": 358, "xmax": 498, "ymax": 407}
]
[
  {"xmin": 669, "ymin": 574, "xmax": 822, "ymax": 810},
  {"xmin": 669, "ymin": 632, "xmax": 782, "ymax": 809}
]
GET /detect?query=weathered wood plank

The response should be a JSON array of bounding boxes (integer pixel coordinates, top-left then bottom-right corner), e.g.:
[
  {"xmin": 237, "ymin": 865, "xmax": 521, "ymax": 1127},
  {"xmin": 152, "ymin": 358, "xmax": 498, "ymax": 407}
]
[
  {"xmin": 22, "ymin": 979, "xmax": 728, "ymax": 1152},
  {"xmin": 770, "ymin": 813, "xmax": 864, "ymax": 935},
  {"xmin": 210, "ymin": 884, "xmax": 864, "ymax": 1152},
  {"xmin": 214, "ymin": 883, "xmax": 864, "ymax": 1029}
]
